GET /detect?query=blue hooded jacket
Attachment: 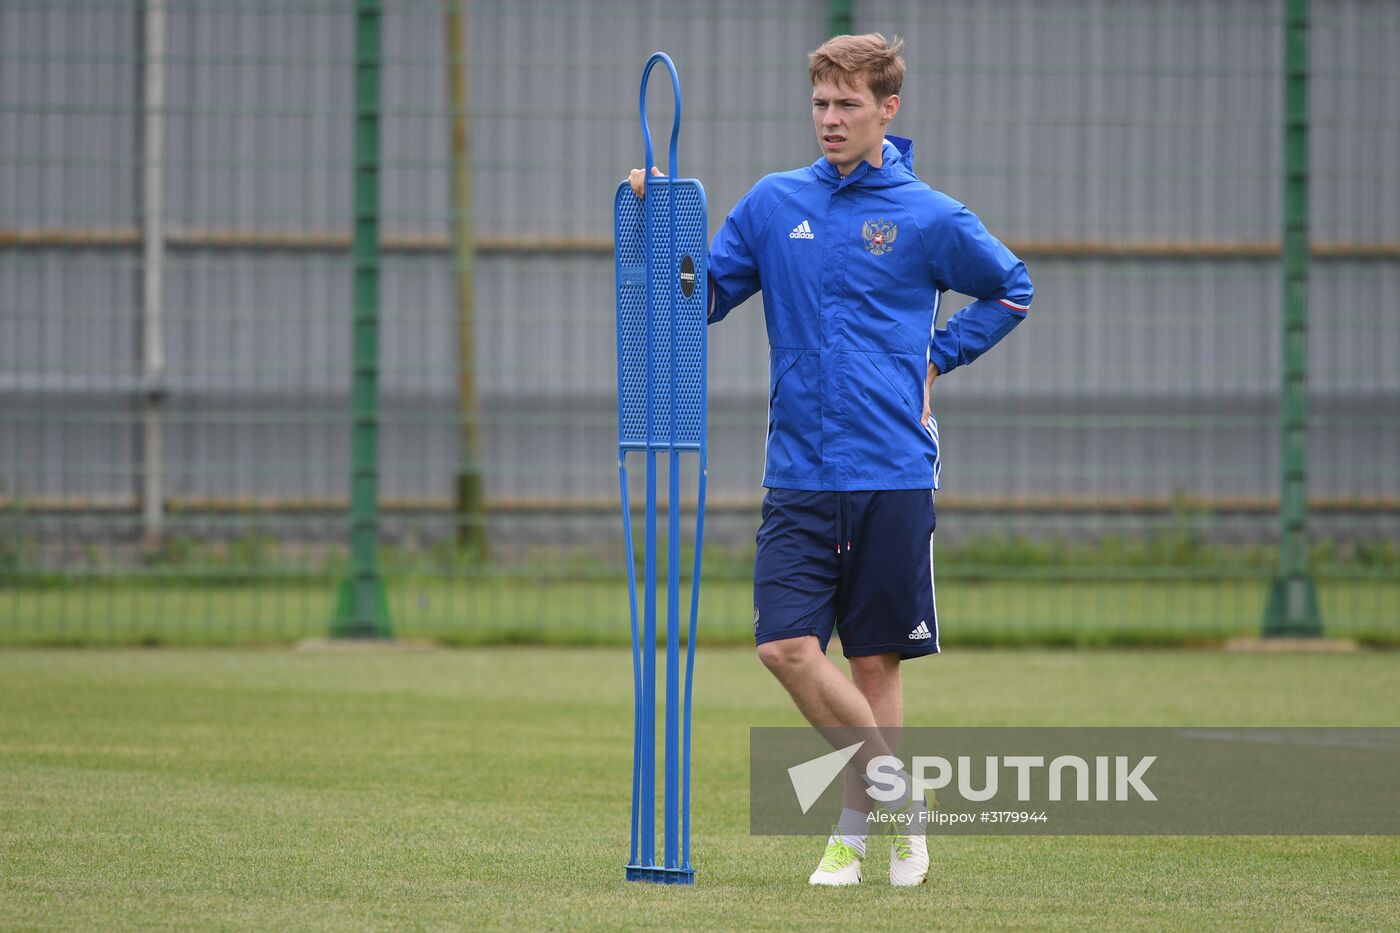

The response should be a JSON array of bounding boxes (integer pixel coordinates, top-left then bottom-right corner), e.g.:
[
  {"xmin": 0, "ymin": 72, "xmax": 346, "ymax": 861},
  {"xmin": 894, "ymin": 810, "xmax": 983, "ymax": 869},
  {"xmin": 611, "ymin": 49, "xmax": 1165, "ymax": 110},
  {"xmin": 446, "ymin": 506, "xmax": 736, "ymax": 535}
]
[{"xmin": 707, "ymin": 136, "xmax": 1033, "ymax": 491}]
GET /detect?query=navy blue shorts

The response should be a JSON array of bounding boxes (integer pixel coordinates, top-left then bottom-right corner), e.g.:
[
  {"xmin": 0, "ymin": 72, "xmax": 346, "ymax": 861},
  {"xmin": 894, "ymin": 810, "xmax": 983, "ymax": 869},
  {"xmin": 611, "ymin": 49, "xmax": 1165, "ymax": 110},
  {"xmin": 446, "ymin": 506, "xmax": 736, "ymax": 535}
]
[{"xmin": 753, "ymin": 488, "xmax": 939, "ymax": 660}]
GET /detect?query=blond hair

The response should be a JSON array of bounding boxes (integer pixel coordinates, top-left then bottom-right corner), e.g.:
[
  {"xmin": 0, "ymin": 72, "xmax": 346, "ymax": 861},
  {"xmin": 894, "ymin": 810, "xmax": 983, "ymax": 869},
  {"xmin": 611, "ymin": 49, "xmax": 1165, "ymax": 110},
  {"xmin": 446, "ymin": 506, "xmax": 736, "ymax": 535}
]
[{"xmin": 808, "ymin": 33, "xmax": 906, "ymax": 101}]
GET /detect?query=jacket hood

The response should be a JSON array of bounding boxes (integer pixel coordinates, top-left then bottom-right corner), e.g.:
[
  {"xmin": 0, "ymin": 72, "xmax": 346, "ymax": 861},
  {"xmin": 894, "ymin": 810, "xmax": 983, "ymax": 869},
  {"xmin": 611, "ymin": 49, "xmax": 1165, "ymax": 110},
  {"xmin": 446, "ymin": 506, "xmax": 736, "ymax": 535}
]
[{"xmin": 811, "ymin": 135, "xmax": 917, "ymax": 189}]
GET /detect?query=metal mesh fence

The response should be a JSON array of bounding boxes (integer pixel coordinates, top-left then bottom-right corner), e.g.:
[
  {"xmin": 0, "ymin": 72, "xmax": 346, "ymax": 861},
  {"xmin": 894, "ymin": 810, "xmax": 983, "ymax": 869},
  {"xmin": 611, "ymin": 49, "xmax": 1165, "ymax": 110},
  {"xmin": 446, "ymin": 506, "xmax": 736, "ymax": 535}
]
[{"xmin": 1, "ymin": 0, "xmax": 1396, "ymax": 645}]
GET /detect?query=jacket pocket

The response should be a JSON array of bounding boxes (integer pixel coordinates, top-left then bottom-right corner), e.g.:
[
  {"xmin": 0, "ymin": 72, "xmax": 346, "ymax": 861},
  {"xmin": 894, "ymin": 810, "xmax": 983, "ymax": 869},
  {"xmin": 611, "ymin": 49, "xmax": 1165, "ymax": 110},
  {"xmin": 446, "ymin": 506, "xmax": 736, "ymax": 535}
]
[
  {"xmin": 847, "ymin": 350, "xmax": 928, "ymax": 476},
  {"xmin": 767, "ymin": 348, "xmax": 821, "ymax": 479},
  {"xmin": 769, "ymin": 349, "xmax": 801, "ymax": 407},
  {"xmin": 861, "ymin": 350, "xmax": 921, "ymax": 421}
]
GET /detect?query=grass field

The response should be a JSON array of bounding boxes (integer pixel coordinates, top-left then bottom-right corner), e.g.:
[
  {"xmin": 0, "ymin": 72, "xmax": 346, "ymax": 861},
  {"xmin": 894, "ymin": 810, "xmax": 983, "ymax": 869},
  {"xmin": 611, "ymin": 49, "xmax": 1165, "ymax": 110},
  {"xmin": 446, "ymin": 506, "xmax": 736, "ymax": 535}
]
[
  {"xmin": 3, "ymin": 646, "xmax": 1399, "ymax": 930},
  {"xmin": 4, "ymin": 575, "xmax": 1399, "ymax": 647}
]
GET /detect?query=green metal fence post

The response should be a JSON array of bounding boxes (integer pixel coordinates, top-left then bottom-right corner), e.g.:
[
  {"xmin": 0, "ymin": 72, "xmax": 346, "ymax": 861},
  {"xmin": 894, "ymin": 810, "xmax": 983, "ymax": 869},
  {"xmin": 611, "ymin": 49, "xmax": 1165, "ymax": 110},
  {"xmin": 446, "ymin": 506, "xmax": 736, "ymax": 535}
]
[
  {"xmin": 828, "ymin": 0, "xmax": 854, "ymax": 37},
  {"xmin": 333, "ymin": 0, "xmax": 392, "ymax": 638},
  {"xmin": 446, "ymin": 1, "xmax": 486, "ymax": 560},
  {"xmin": 1264, "ymin": 0, "xmax": 1322, "ymax": 638}
]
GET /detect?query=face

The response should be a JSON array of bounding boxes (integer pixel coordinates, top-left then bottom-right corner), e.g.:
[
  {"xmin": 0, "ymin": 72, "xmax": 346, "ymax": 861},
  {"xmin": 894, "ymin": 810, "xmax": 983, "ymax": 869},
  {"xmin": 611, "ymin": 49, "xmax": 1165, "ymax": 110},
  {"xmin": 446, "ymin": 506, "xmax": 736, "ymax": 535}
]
[{"xmin": 811, "ymin": 74, "xmax": 900, "ymax": 176}]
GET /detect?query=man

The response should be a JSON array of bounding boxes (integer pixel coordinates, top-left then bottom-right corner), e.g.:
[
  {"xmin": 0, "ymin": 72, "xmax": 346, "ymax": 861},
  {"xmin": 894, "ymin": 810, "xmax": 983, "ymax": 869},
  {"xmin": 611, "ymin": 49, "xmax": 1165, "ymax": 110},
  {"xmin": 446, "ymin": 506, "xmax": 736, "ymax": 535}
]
[{"xmin": 629, "ymin": 33, "xmax": 1032, "ymax": 886}]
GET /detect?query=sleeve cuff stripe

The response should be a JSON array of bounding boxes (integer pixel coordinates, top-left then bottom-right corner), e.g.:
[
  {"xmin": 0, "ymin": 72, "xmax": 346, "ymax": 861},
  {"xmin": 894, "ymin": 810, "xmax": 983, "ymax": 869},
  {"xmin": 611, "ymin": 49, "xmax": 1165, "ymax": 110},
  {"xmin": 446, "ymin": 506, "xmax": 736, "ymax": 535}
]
[{"xmin": 998, "ymin": 298, "xmax": 1030, "ymax": 312}]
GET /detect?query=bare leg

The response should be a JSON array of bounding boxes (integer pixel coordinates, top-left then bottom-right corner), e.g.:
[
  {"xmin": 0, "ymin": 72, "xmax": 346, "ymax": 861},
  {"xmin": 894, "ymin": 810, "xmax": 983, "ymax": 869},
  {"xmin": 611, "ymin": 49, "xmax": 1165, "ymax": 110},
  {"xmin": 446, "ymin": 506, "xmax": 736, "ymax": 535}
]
[
  {"xmin": 842, "ymin": 653, "xmax": 902, "ymax": 811},
  {"xmin": 757, "ymin": 635, "xmax": 881, "ymax": 729},
  {"xmin": 756, "ymin": 636, "xmax": 897, "ymax": 783}
]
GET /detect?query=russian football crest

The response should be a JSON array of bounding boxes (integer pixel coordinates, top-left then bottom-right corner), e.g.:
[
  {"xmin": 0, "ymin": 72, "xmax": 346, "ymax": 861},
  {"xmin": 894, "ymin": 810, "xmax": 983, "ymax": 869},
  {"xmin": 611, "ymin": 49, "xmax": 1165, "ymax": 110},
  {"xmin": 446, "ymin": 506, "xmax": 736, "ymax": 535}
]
[{"xmin": 862, "ymin": 219, "xmax": 898, "ymax": 255}]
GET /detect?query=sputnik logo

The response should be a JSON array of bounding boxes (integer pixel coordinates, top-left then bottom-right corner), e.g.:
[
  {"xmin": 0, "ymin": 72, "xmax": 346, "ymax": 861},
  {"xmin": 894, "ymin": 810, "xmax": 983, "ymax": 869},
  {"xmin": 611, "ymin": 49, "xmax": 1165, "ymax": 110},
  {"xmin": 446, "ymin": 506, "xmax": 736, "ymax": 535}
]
[{"xmin": 786, "ymin": 741, "xmax": 865, "ymax": 814}]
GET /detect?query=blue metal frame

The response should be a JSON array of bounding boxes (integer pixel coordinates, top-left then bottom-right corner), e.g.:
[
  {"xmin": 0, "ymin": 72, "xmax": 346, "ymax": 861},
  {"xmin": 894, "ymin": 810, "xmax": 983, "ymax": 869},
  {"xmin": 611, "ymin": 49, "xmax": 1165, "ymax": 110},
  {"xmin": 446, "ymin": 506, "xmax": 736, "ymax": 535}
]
[{"xmin": 615, "ymin": 51, "xmax": 707, "ymax": 886}]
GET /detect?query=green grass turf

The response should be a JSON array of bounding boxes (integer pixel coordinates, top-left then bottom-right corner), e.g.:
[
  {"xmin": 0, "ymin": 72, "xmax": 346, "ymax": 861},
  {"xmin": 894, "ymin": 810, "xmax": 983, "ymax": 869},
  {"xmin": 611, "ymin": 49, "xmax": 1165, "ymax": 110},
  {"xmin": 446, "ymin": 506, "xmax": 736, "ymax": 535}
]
[
  {"xmin": 4, "ymin": 576, "xmax": 1398, "ymax": 647},
  {"xmin": 2, "ymin": 647, "xmax": 1399, "ymax": 930}
]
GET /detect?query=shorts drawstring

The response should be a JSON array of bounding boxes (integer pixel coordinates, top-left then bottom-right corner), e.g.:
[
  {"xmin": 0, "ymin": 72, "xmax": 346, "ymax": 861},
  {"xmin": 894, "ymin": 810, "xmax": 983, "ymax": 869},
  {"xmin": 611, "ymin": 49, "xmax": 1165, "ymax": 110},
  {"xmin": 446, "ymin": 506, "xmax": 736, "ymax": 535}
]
[
  {"xmin": 835, "ymin": 492, "xmax": 853, "ymax": 554},
  {"xmin": 840, "ymin": 493, "xmax": 851, "ymax": 551},
  {"xmin": 834, "ymin": 493, "xmax": 842, "ymax": 555}
]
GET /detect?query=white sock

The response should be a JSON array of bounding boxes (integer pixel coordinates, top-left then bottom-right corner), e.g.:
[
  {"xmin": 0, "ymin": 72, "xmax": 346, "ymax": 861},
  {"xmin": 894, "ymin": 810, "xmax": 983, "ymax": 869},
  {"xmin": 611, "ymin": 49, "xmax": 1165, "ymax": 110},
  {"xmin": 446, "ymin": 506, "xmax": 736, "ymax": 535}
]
[{"xmin": 831, "ymin": 808, "xmax": 869, "ymax": 856}]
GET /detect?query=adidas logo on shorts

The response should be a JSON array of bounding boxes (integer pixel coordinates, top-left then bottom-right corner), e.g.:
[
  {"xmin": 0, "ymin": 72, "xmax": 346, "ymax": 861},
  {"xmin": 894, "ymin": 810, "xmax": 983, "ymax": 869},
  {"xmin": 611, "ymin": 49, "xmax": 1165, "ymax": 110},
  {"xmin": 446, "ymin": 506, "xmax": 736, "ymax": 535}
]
[
  {"xmin": 909, "ymin": 620, "xmax": 931, "ymax": 640},
  {"xmin": 789, "ymin": 219, "xmax": 815, "ymax": 239}
]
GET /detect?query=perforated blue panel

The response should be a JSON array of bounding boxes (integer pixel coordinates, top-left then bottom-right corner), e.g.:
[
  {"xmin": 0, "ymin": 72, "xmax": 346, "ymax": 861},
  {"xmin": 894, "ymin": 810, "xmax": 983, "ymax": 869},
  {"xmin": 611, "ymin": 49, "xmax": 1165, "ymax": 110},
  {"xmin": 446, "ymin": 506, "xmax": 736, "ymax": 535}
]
[
  {"xmin": 615, "ymin": 183, "xmax": 649, "ymax": 445},
  {"xmin": 615, "ymin": 177, "xmax": 707, "ymax": 449},
  {"xmin": 645, "ymin": 182, "xmax": 674, "ymax": 442},
  {"xmin": 670, "ymin": 183, "xmax": 706, "ymax": 447}
]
